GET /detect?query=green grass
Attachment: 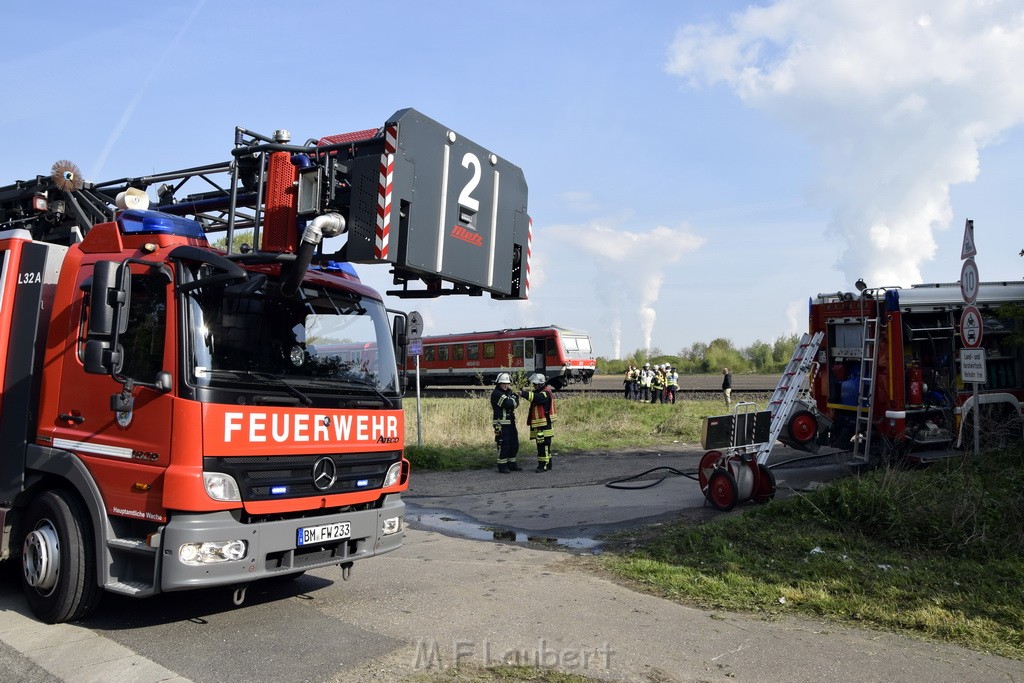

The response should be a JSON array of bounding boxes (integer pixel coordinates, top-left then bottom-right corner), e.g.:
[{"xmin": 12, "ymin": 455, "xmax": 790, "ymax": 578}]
[
  {"xmin": 603, "ymin": 447, "xmax": 1024, "ymax": 659},
  {"xmin": 403, "ymin": 394, "xmax": 740, "ymax": 470}
]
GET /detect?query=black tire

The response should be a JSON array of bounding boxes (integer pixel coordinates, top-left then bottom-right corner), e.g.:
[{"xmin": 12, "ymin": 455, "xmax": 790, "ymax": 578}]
[{"xmin": 21, "ymin": 490, "xmax": 101, "ymax": 623}]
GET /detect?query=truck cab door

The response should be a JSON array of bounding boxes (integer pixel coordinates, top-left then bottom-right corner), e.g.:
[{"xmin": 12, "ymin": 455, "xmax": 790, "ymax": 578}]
[{"xmin": 52, "ymin": 265, "xmax": 174, "ymax": 518}]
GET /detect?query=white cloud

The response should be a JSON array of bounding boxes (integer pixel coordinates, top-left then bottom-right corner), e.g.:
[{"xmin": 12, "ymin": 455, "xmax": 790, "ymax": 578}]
[{"xmin": 666, "ymin": 0, "xmax": 1024, "ymax": 288}]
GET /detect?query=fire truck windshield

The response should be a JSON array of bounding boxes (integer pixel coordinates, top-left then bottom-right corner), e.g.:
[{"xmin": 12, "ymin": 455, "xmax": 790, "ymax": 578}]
[{"xmin": 181, "ymin": 267, "xmax": 399, "ymax": 404}]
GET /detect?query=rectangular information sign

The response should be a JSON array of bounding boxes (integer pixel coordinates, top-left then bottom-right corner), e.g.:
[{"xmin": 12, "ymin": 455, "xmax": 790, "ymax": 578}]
[{"xmin": 960, "ymin": 348, "xmax": 987, "ymax": 384}]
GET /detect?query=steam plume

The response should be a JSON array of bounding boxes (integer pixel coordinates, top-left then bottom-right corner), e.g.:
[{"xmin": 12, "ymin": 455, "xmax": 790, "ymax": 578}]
[
  {"xmin": 666, "ymin": 1, "xmax": 1024, "ymax": 287},
  {"xmin": 548, "ymin": 222, "xmax": 705, "ymax": 357}
]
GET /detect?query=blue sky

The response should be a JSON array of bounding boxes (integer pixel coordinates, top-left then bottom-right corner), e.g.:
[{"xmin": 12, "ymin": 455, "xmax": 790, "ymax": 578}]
[{"xmin": 2, "ymin": 1, "xmax": 1022, "ymax": 359}]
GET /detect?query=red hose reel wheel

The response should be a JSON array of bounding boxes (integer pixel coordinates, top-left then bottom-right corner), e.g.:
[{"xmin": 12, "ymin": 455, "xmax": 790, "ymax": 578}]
[
  {"xmin": 706, "ymin": 469, "xmax": 739, "ymax": 511},
  {"xmin": 786, "ymin": 410, "xmax": 818, "ymax": 445},
  {"xmin": 698, "ymin": 450, "xmax": 724, "ymax": 494},
  {"xmin": 752, "ymin": 464, "xmax": 776, "ymax": 504}
]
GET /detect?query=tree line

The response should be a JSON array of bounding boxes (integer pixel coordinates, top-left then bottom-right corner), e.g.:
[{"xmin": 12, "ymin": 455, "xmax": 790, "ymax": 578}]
[{"xmin": 597, "ymin": 335, "xmax": 800, "ymax": 375}]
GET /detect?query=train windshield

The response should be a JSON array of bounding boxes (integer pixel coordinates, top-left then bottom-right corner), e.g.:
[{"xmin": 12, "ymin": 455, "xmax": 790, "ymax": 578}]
[
  {"xmin": 181, "ymin": 267, "xmax": 400, "ymax": 402},
  {"xmin": 562, "ymin": 335, "xmax": 592, "ymax": 354}
]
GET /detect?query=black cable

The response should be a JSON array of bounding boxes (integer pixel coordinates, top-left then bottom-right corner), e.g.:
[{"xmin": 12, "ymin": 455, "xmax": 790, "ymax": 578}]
[{"xmin": 605, "ymin": 466, "xmax": 700, "ymax": 490}]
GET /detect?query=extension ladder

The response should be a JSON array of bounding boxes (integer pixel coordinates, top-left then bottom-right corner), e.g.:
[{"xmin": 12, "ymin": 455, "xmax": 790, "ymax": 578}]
[
  {"xmin": 754, "ymin": 331, "xmax": 824, "ymax": 464},
  {"xmin": 851, "ymin": 300, "xmax": 881, "ymax": 463}
]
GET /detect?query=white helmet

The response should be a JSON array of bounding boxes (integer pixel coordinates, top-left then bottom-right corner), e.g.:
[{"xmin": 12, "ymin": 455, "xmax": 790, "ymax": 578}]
[
  {"xmin": 529, "ymin": 372, "xmax": 546, "ymax": 385},
  {"xmin": 644, "ymin": 362, "xmax": 650, "ymax": 368},
  {"xmin": 496, "ymin": 372, "xmax": 512, "ymax": 384}
]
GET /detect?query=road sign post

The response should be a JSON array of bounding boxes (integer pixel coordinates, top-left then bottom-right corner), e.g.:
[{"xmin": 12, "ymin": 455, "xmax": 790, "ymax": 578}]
[
  {"xmin": 959, "ymin": 220, "xmax": 980, "ymax": 453},
  {"xmin": 407, "ymin": 311, "xmax": 424, "ymax": 447}
]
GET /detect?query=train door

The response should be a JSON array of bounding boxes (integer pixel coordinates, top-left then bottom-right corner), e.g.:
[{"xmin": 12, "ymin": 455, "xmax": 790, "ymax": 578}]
[{"xmin": 533, "ymin": 337, "xmax": 546, "ymax": 374}]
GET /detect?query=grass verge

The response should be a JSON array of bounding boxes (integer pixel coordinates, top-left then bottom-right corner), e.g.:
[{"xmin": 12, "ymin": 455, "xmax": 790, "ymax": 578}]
[{"xmin": 602, "ymin": 446, "xmax": 1024, "ymax": 659}]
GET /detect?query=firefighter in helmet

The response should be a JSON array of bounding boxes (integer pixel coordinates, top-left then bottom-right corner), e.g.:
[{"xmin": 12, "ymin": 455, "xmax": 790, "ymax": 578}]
[
  {"xmin": 491, "ymin": 372, "xmax": 521, "ymax": 473},
  {"xmin": 521, "ymin": 372, "xmax": 556, "ymax": 472},
  {"xmin": 650, "ymin": 364, "xmax": 666, "ymax": 403}
]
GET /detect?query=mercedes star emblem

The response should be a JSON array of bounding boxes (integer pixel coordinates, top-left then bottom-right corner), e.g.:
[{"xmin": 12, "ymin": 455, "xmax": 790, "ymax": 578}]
[{"xmin": 312, "ymin": 456, "xmax": 337, "ymax": 491}]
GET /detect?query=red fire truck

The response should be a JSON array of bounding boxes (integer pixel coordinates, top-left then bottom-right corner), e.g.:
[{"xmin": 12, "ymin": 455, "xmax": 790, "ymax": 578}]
[
  {"xmin": 411, "ymin": 325, "xmax": 595, "ymax": 388},
  {"xmin": 799, "ymin": 281, "xmax": 1024, "ymax": 462},
  {"xmin": 0, "ymin": 109, "xmax": 529, "ymax": 622}
]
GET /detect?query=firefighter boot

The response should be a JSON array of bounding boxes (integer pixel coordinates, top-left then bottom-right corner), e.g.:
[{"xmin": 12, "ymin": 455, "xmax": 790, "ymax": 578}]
[
  {"xmin": 498, "ymin": 463, "xmax": 510, "ymax": 474},
  {"xmin": 507, "ymin": 461, "xmax": 523, "ymax": 471}
]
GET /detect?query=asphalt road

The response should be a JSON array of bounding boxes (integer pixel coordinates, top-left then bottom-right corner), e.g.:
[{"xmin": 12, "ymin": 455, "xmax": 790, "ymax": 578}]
[{"xmin": 2, "ymin": 445, "xmax": 1023, "ymax": 683}]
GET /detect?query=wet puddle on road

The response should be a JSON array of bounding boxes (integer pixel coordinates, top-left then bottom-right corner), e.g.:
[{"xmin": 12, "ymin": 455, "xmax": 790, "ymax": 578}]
[{"xmin": 405, "ymin": 503, "xmax": 602, "ymax": 552}]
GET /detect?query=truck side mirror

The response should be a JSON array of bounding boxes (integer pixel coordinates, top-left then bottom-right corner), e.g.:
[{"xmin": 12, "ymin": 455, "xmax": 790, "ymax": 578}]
[
  {"xmin": 392, "ymin": 314, "xmax": 407, "ymax": 350},
  {"xmin": 83, "ymin": 339, "xmax": 124, "ymax": 375},
  {"xmin": 88, "ymin": 260, "xmax": 132, "ymax": 337}
]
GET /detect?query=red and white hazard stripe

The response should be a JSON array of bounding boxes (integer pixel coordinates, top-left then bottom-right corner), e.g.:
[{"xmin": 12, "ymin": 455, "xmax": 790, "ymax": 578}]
[
  {"xmin": 375, "ymin": 125, "xmax": 398, "ymax": 259},
  {"xmin": 524, "ymin": 216, "xmax": 532, "ymax": 297}
]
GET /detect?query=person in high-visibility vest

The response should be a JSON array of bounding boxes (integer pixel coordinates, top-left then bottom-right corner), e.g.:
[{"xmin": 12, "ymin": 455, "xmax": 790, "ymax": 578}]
[
  {"xmin": 491, "ymin": 372, "xmax": 521, "ymax": 473},
  {"xmin": 666, "ymin": 366, "xmax": 679, "ymax": 404},
  {"xmin": 521, "ymin": 372, "xmax": 556, "ymax": 472},
  {"xmin": 639, "ymin": 363, "xmax": 653, "ymax": 401},
  {"xmin": 650, "ymin": 366, "xmax": 666, "ymax": 403}
]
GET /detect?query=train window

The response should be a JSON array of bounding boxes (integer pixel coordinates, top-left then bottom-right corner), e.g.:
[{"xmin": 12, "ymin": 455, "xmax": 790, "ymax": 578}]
[
  {"xmin": 547, "ymin": 344, "xmax": 556, "ymax": 357},
  {"xmin": 483, "ymin": 342, "xmax": 495, "ymax": 359},
  {"xmin": 439, "ymin": 345, "xmax": 449, "ymax": 361},
  {"xmin": 525, "ymin": 340, "xmax": 534, "ymax": 358},
  {"xmin": 425, "ymin": 345, "xmax": 435, "ymax": 361},
  {"xmin": 467, "ymin": 344, "xmax": 479, "ymax": 359},
  {"xmin": 454, "ymin": 344, "xmax": 464, "ymax": 360},
  {"xmin": 563, "ymin": 335, "xmax": 592, "ymax": 354},
  {"xmin": 512, "ymin": 340, "xmax": 524, "ymax": 358}
]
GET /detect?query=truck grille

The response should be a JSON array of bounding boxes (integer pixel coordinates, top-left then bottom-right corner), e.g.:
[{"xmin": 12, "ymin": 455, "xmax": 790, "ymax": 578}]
[{"xmin": 203, "ymin": 451, "xmax": 401, "ymax": 502}]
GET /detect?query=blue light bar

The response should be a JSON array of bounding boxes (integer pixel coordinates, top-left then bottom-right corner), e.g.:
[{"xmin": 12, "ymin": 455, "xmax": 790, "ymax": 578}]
[
  {"xmin": 117, "ymin": 209, "xmax": 208, "ymax": 241},
  {"xmin": 322, "ymin": 260, "xmax": 360, "ymax": 280},
  {"xmin": 270, "ymin": 485, "xmax": 288, "ymax": 495},
  {"xmin": 356, "ymin": 479, "xmax": 369, "ymax": 488}
]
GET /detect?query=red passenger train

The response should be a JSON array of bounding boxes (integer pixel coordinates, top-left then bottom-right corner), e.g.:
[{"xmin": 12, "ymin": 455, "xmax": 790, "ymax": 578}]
[{"xmin": 409, "ymin": 326, "xmax": 596, "ymax": 388}]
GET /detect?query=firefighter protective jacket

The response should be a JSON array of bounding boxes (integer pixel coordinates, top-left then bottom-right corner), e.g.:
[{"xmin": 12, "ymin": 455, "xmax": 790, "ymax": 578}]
[
  {"xmin": 491, "ymin": 387, "xmax": 519, "ymax": 424},
  {"xmin": 521, "ymin": 386, "xmax": 556, "ymax": 432}
]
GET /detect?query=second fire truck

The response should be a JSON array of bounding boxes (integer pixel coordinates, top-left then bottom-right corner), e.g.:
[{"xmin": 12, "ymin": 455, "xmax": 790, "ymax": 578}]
[{"xmin": 788, "ymin": 281, "xmax": 1024, "ymax": 462}]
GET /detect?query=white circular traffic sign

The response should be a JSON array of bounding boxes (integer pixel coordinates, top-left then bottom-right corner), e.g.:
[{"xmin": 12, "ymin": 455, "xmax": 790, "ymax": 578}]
[
  {"xmin": 407, "ymin": 311, "xmax": 424, "ymax": 340},
  {"xmin": 960, "ymin": 258, "xmax": 979, "ymax": 304},
  {"xmin": 960, "ymin": 305, "xmax": 983, "ymax": 349}
]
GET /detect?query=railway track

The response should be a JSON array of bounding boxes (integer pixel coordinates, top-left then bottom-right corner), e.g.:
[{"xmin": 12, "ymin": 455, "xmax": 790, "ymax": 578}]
[{"xmin": 414, "ymin": 374, "xmax": 781, "ymax": 399}]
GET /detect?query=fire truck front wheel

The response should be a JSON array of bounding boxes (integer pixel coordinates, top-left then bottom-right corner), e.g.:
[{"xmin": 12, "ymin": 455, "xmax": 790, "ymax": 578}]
[{"xmin": 21, "ymin": 490, "xmax": 101, "ymax": 624}]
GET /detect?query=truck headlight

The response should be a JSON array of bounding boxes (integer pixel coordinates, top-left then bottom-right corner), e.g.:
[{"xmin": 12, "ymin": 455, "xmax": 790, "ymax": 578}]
[
  {"xmin": 178, "ymin": 540, "xmax": 248, "ymax": 565},
  {"xmin": 382, "ymin": 462, "xmax": 402, "ymax": 488},
  {"xmin": 203, "ymin": 472, "xmax": 242, "ymax": 502},
  {"xmin": 382, "ymin": 517, "xmax": 402, "ymax": 535}
]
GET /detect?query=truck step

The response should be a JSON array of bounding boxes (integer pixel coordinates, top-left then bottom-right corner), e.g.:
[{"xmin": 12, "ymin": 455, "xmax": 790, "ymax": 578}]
[
  {"xmin": 107, "ymin": 537, "xmax": 157, "ymax": 555},
  {"xmin": 105, "ymin": 579, "xmax": 156, "ymax": 597}
]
